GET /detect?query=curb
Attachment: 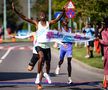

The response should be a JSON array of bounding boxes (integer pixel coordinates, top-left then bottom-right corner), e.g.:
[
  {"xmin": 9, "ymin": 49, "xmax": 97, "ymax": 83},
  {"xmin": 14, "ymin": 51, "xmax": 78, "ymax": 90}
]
[{"xmin": 73, "ymin": 58, "xmax": 103, "ymax": 74}]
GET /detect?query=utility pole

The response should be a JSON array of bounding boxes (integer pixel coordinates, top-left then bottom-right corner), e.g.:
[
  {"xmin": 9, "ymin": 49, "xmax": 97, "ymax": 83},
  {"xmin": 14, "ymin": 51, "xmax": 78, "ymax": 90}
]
[
  {"xmin": 28, "ymin": 0, "xmax": 31, "ymax": 33},
  {"xmin": 49, "ymin": 0, "xmax": 52, "ymax": 21},
  {"xmin": 3, "ymin": 0, "xmax": 7, "ymax": 39}
]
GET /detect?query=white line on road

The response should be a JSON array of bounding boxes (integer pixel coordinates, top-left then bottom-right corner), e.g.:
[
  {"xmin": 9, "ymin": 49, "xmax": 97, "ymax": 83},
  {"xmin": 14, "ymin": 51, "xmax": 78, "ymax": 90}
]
[
  {"xmin": 0, "ymin": 47, "xmax": 14, "ymax": 63},
  {"xmin": 0, "ymin": 46, "xmax": 3, "ymax": 49},
  {"xmin": 19, "ymin": 47, "xmax": 25, "ymax": 50},
  {"xmin": 0, "ymin": 60, "xmax": 2, "ymax": 63}
]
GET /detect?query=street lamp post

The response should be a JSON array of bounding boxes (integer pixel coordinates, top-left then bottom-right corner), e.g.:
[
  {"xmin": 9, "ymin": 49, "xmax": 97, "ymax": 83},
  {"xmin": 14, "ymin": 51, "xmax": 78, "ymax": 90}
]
[
  {"xmin": 49, "ymin": 0, "xmax": 52, "ymax": 21},
  {"xmin": 3, "ymin": 0, "xmax": 7, "ymax": 39},
  {"xmin": 28, "ymin": 0, "xmax": 31, "ymax": 33}
]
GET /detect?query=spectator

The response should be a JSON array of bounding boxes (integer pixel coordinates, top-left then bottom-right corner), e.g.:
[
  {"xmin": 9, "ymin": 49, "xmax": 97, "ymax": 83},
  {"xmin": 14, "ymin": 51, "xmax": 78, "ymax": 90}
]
[
  {"xmin": 99, "ymin": 17, "xmax": 108, "ymax": 89},
  {"xmin": 0, "ymin": 25, "xmax": 4, "ymax": 37},
  {"xmin": 83, "ymin": 23, "xmax": 95, "ymax": 58},
  {"xmin": 95, "ymin": 21, "xmax": 104, "ymax": 60}
]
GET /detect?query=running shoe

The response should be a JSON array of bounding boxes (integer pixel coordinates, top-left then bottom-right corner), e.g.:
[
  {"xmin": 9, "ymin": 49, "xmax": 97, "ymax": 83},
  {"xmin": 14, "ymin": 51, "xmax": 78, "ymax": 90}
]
[
  {"xmin": 67, "ymin": 77, "xmax": 73, "ymax": 84},
  {"xmin": 43, "ymin": 73, "xmax": 51, "ymax": 84},
  {"xmin": 35, "ymin": 73, "xmax": 40, "ymax": 84},
  {"xmin": 85, "ymin": 55, "xmax": 90, "ymax": 58},
  {"xmin": 55, "ymin": 66, "xmax": 60, "ymax": 75},
  {"xmin": 27, "ymin": 65, "xmax": 33, "ymax": 71},
  {"xmin": 102, "ymin": 56, "xmax": 104, "ymax": 60},
  {"xmin": 37, "ymin": 84, "xmax": 42, "ymax": 90}
]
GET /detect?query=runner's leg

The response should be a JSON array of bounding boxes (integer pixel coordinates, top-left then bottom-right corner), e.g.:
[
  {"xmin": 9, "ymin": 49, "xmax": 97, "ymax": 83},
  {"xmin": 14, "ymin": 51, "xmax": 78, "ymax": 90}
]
[
  {"xmin": 43, "ymin": 48, "xmax": 52, "ymax": 84},
  {"xmin": 35, "ymin": 46, "xmax": 44, "ymax": 84},
  {"xmin": 67, "ymin": 57, "xmax": 72, "ymax": 84},
  {"xmin": 55, "ymin": 49, "xmax": 65, "ymax": 75},
  {"xmin": 27, "ymin": 54, "xmax": 38, "ymax": 71}
]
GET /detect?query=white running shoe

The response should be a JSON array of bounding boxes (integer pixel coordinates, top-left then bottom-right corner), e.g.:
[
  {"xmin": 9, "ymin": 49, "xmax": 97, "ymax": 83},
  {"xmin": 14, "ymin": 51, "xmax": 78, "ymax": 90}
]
[
  {"xmin": 55, "ymin": 66, "xmax": 60, "ymax": 75},
  {"xmin": 85, "ymin": 55, "xmax": 90, "ymax": 58},
  {"xmin": 68, "ymin": 77, "xmax": 73, "ymax": 84},
  {"xmin": 102, "ymin": 56, "xmax": 104, "ymax": 60},
  {"xmin": 35, "ymin": 73, "xmax": 40, "ymax": 84},
  {"xmin": 43, "ymin": 73, "xmax": 51, "ymax": 84}
]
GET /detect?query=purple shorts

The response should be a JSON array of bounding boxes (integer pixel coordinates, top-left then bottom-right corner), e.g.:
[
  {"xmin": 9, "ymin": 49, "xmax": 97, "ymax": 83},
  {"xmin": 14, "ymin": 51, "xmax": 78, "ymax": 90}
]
[{"xmin": 60, "ymin": 43, "xmax": 72, "ymax": 60}]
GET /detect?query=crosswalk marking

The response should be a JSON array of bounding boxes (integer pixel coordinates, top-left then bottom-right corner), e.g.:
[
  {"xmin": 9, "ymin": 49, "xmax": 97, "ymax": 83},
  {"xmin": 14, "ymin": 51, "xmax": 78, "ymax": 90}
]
[
  {"xmin": 0, "ymin": 46, "xmax": 4, "ymax": 49},
  {"xmin": 0, "ymin": 46, "xmax": 32, "ymax": 50},
  {"xmin": 19, "ymin": 47, "xmax": 25, "ymax": 50}
]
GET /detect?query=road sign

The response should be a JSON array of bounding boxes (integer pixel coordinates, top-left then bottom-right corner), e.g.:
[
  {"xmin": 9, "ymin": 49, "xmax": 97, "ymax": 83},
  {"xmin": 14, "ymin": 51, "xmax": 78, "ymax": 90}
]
[
  {"xmin": 66, "ymin": 0, "xmax": 75, "ymax": 9},
  {"xmin": 54, "ymin": 12, "xmax": 62, "ymax": 18},
  {"xmin": 66, "ymin": 9, "xmax": 75, "ymax": 19},
  {"xmin": 54, "ymin": 12, "xmax": 63, "ymax": 21}
]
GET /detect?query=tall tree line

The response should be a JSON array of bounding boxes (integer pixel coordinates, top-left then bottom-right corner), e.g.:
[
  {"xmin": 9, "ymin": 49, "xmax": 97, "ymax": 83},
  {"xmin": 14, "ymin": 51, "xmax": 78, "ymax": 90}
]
[{"xmin": 32, "ymin": 0, "xmax": 108, "ymax": 22}]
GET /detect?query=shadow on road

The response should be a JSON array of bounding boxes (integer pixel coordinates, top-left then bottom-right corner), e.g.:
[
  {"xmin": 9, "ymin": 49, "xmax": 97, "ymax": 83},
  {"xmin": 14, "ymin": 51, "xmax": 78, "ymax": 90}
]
[
  {"xmin": 0, "ymin": 72, "xmax": 56, "ymax": 81},
  {"xmin": 0, "ymin": 72, "xmax": 102, "ymax": 90},
  {"xmin": 0, "ymin": 72, "xmax": 36, "ymax": 81},
  {"xmin": 44, "ymin": 81, "xmax": 102, "ymax": 90}
]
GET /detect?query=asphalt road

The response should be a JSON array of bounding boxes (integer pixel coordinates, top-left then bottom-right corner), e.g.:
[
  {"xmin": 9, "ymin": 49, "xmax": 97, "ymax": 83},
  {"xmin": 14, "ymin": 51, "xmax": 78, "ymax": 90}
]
[{"xmin": 0, "ymin": 42, "xmax": 103, "ymax": 90}]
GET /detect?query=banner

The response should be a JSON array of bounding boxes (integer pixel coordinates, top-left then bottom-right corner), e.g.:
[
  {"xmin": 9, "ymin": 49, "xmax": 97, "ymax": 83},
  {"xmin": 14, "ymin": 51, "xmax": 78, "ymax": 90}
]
[{"xmin": 36, "ymin": 30, "xmax": 95, "ymax": 43}]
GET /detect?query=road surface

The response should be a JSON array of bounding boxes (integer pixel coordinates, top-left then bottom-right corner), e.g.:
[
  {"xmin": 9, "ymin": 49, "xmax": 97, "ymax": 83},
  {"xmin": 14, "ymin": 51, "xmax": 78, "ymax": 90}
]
[{"xmin": 0, "ymin": 42, "xmax": 103, "ymax": 90}]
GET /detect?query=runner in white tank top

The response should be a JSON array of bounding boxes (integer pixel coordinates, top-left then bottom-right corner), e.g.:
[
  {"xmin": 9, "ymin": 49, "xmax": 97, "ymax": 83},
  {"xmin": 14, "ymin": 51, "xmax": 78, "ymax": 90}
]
[{"xmin": 12, "ymin": 1, "xmax": 66, "ymax": 88}]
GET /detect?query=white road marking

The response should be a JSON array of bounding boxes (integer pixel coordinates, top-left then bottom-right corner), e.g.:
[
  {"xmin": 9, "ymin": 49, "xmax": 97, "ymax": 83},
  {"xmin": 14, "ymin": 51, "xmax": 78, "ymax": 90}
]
[
  {"xmin": 0, "ymin": 46, "xmax": 32, "ymax": 64},
  {"xmin": 0, "ymin": 60, "xmax": 2, "ymax": 63},
  {"xmin": 29, "ymin": 46, "xmax": 33, "ymax": 50},
  {"xmin": 19, "ymin": 47, "xmax": 25, "ymax": 50},
  {"xmin": 0, "ymin": 47, "xmax": 14, "ymax": 63},
  {"xmin": 0, "ymin": 46, "xmax": 4, "ymax": 49}
]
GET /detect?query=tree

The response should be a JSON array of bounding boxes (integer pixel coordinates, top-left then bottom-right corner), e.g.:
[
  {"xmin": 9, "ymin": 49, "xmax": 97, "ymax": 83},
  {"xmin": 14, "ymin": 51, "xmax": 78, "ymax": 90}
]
[
  {"xmin": 6, "ymin": 0, "xmax": 21, "ymax": 33},
  {"xmin": 31, "ymin": 0, "xmax": 48, "ymax": 19},
  {"xmin": 52, "ymin": 0, "xmax": 108, "ymax": 29}
]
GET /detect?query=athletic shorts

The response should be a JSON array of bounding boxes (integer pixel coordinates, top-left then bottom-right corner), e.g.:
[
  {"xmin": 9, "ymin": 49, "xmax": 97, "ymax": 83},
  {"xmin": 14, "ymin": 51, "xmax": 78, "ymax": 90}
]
[
  {"xmin": 88, "ymin": 40, "xmax": 94, "ymax": 47},
  {"xmin": 29, "ymin": 46, "xmax": 51, "ymax": 67},
  {"xmin": 35, "ymin": 46, "xmax": 51, "ymax": 61},
  {"xmin": 60, "ymin": 43, "xmax": 72, "ymax": 60}
]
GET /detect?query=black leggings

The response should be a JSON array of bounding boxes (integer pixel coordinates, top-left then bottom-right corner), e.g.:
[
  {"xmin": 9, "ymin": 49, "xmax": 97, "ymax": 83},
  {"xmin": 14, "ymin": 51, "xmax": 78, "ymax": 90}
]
[
  {"xmin": 67, "ymin": 58, "xmax": 72, "ymax": 77},
  {"xmin": 58, "ymin": 57, "xmax": 72, "ymax": 77}
]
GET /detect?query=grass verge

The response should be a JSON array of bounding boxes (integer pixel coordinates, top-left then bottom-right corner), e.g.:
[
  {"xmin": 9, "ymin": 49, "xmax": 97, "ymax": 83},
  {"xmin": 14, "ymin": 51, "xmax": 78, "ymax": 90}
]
[{"xmin": 73, "ymin": 46, "xmax": 103, "ymax": 69}]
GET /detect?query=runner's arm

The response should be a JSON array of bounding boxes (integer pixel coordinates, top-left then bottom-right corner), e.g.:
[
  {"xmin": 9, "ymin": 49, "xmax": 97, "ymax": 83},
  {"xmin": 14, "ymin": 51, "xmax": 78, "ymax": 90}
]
[
  {"xmin": 100, "ymin": 32, "xmax": 108, "ymax": 45},
  {"xmin": 12, "ymin": 2, "xmax": 37, "ymax": 26},
  {"xmin": 15, "ymin": 33, "xmax": 33, "ymax": 39},
  {"xmin": 49, "ymin": 8, "xmax": 65, "ymax": 25},
  {"xmin": 51, "ymin": 39, "xmax": 64, "ymax": 45}
]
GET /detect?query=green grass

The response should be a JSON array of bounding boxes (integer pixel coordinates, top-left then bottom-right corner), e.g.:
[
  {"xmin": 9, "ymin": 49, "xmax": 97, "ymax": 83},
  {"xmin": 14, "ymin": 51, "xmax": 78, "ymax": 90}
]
[
  {"xmin": 2, "ymin": 38, "xmax": 31, "ymax": 43},
  {"xmin": 73, "ymin": 46, "xmax": 103, "ymax": 69}
]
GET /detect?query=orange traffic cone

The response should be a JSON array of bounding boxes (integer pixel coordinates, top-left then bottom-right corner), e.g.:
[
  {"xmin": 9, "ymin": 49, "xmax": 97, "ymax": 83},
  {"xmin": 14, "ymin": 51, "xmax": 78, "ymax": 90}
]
[
  {"xmin": 12, "ymin": 37, "xmax": 16, "ymax": 43},
  {"xmin": 0, "ymin": 37, "xmax": 2, "ymax": 43}
]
